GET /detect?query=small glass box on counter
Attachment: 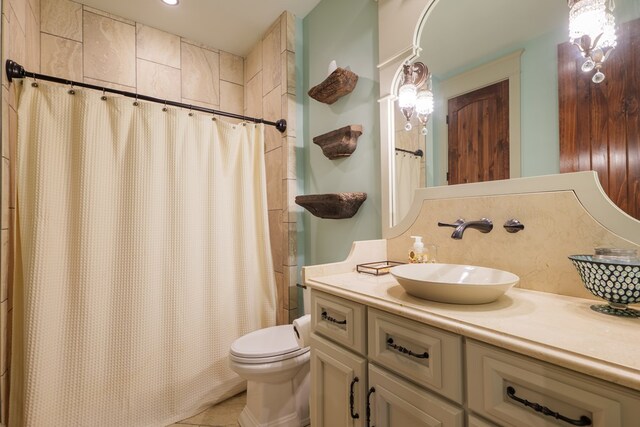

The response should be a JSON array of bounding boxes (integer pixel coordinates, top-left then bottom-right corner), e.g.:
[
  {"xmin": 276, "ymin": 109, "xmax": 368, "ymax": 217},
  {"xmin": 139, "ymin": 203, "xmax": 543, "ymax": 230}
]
[{"xmin": 356, "ymin": 261, "xmax": 405, "ymax": 276}]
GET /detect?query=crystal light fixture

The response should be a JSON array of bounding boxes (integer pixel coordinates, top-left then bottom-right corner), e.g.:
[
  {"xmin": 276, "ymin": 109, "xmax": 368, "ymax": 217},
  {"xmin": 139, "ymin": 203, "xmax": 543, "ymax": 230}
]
[
  {"xmin": 568, "ymin": 0, "xmax": 617, "ymax": 83},
  {"xmin": 398, "ymin": 62, "xmax": 433, "ymax": 134}
]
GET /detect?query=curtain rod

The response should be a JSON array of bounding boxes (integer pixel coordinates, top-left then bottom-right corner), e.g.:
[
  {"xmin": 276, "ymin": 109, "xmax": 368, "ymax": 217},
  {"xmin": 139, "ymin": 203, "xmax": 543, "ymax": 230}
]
[
  {"xmin": 395, "ymin": 147, "xmax": 423, "ymax": 157},
  {"xmin": 5, "ymin": 60, "xmax": 287, "ymax": 133}
]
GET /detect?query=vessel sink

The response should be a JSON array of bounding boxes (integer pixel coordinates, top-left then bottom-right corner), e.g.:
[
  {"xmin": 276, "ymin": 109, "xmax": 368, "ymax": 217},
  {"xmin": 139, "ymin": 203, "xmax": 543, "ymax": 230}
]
[{"xmin": 389, "ymin": 263, "xmax": 519, "ymax": 304}]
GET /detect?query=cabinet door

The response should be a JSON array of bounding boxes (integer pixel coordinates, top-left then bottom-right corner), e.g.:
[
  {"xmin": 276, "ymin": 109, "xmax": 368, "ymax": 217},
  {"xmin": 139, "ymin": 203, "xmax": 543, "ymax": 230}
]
[
  {"xmin": 310, "ymin": 333, "xmax": 367, "ymax": 427},
  {"xmin": 368, "ymin": 364, "xmax": 464, "ymax": 427}
]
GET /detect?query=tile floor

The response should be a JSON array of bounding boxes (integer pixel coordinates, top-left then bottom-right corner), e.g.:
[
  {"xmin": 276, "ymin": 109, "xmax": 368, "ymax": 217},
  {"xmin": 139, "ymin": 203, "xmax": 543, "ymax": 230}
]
[{"xmin": 169, "ymin": 392, "xmax": 245, "ymax": 427}]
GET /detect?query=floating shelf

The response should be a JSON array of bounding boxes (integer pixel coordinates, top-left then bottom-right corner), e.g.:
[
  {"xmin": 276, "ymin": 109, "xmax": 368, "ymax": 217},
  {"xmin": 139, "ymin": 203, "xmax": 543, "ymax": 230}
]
[
  {"xmin": 295, "ymin": 193, "xmax": 367, "ymax": 219},
  {"xmin": 308, "ymin": 67, "xmax": 359, "ymax": 104},
  {"xmin": 313, "ymin": 125, "xmax": 363, "ymax": 159}
]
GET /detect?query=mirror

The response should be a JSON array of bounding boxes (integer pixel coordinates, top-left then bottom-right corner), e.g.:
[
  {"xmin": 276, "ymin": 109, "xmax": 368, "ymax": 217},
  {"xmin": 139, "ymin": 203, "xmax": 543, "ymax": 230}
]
[{"xmin": 388, "ymin": 0, "xmax": 640, "ymax": 227}]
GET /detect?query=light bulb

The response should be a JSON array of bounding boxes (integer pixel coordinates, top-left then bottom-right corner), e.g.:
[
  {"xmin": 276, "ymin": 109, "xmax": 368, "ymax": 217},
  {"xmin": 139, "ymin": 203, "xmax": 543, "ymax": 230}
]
[
  {"xmin": 581, "ymin": 58, "xmax": 596, "ymax": 72},
  {"xmin": 569, "ymin": 0, "xmax": 617, "ymax": 50},
  {"xmin": 592, "ymin": 70, "xmax": 605, "ymax": 83},
  {"xmin": 415, "ymin": 90, "xmax": 434, "ymax": 115},
  {"xmin": 398, "ymin": 83, "xmax": 417, "ymax": 109}
]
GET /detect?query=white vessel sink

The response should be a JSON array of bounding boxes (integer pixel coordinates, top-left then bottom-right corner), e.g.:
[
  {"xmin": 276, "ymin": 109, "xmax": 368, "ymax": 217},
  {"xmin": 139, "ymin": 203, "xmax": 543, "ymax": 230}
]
[{"xmin": 390, "ymin": 263, "xmax": 519, "ymax": 304}]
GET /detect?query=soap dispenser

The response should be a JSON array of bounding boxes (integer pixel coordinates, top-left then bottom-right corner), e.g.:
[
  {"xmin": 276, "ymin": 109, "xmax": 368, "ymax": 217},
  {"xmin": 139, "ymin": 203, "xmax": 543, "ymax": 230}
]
[{"xmin": 409, "ymin": 236, "xmax": 425, "ymax": 263}]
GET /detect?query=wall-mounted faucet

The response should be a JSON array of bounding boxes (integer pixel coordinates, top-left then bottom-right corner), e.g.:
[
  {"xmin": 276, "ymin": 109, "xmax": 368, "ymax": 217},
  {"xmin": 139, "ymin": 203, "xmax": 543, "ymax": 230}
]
[{"xmin": 438, "ymin": 218, "xmax": 493, "ymax": 239}]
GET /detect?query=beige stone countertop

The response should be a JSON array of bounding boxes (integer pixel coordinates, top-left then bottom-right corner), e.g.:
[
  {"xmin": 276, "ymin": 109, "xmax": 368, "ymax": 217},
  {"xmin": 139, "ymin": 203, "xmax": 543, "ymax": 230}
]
[{"xmin": 305, "ymin": 271, "xmax": 640, "ymax": 392}]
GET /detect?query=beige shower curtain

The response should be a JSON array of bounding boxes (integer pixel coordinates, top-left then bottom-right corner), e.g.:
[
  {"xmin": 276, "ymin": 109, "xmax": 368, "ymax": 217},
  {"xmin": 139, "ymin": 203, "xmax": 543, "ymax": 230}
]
[
  {"xmin": 394, "ymin": 152, "xmax": 422, "ymax": 222},
  {"xmin": 10, "ymin": 81, "xmax": 276, "ymax": 426}
]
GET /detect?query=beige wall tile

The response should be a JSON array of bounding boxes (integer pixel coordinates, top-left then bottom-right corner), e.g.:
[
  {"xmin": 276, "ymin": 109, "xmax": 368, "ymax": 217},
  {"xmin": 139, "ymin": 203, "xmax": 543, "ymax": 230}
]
[
  {"xmin": 287, "ymin": 308, "xmax": 298, "ymax": 323},
  {"xmin": 0, "ymin": 300, "xmax": 6, "ymax": 374},
  {"xmin": 83, "ymin": 76, "xmax": 135, "ymax": 93},
  {"xmin": 41, "ymin": 33, "xmax": 82, "ymax": 81},
  {"xmin": 10, "ymin": 0, "xmax": 27, "ymax": 35},
  {"xmin": 136, "ymin": 24, "xmax": 180, "ymax": 69},
  {"xmin": 244, "ymin": 72, "xmax": 262, "ymax": 118},
  {"xmin": 276, "ymin": 306, "xmax": 286, "ymax": 326},
  {"xmin": 268, "ymin": 210, "xmax": 283, "ymax": 273},
  {"xmin": 181, "ymin": 97, "xmax": 218, "ymax": 111},
  {"xmin": 2, "ymin": 14, "xmax": 9, "ymax": 88},
  {"xmin": 283, "ymin": 220, "xmax": 296, "ymax": 267},
  {"xmin": 220, "ymin": 51, "xmax": 243, "ymax": 85},
  {"xmin": 281, "ymin": 12, "xmax": 295, "ymax": 53},
  {"xmin": 219, "ymin": 81, "xmax": 243, "ymax": 116},
  {"xmin": 1, "ymin": 230, "xmax": 7, "ymax": 302},
  {"xmin": 7, "ymin": 107, "xmax": 16, "ymax": 162},
  {"xmin": 282, "ymin": 50, "xmax": 295, "ymax": 96},
  {"xmin": 282, "ymin": 136, "xmax": 296, "ymax": 180},
  {"xmin": 83, "ymin": 5, "xmax": 134, "ymax": 25},
  {"xmin": 284, "ymin": 266, "xmax": 298, "ymax": 310},
  {"xmin": 181, "ymin": 42, "xmax": 219, "ymax": 106},
  {"xmin": 262, "ymin": 86, "xmax": 281, "ymax": 152},
  {"xmin": 2, "ymin": 160, "xmax": 8, "ymax": 230},
  {"xmin": 2, "ymin": 88, "xmax": 8, "ymax": 159},
  {"xmin": 265, "ymin": 147, "xmax": 282, "ymax": 210},
  {"xmin": 261, "ymin": 22, "xmax": 280, "ymax": 96},
  {"xmin": 25, "ymin": 3, "xmax": 40, "ymax": 72},
  {"xmin": 245, "ymin": 41, "xmax": 262, "ymax": 83},
  {"xmin": 136, "ymin": 59, "xmax": 181, "ymax": 102},
  {"xmin": 274, "ymin": 271, "xmax": 284, "ymax": 319},
  {"xmin": 8, "ymin": 6, "xmax": 26, "ymax": 68},
  {"xmin": 180, "ymin": 37, "xmax": 218, "ymax": 52},
  {"xmin": 281, "ymin": 93, "xmax": 295, "ymax": 135},
  {"xmin": 0, "ymin": 371, "xmax": 7, "ymax": 424},
  {"xmin": 83, "ymin": 11, "xmax": 136, "ymax": 87},
  {"xmin": 40, "ymin": 0, "xmax": 82, "ymax": 41},
  {"xmin": 28, "ymin": 0, "xmax": 40, "ymax": 24}
]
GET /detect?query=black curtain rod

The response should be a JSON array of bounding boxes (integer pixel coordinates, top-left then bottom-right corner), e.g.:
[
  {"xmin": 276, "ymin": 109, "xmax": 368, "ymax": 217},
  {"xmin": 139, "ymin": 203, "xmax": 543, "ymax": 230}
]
[
  {"xmin": 5, "ymin": 60, "xmax": 287, "ymax": 133},
  {"xmin": 395, "ymin": 147, "xmax": 424, "ymax": 157}
]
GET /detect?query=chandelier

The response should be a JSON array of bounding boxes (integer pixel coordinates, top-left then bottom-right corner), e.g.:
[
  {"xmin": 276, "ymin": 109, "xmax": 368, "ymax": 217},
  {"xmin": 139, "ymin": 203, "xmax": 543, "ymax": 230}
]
[
  {"xmin": 568, "ymin": 0, "xmax": 617, "ymax": 83},
  {"xmin": 397, "ymin": 62, "xmax": 434, "ymax": 135}
]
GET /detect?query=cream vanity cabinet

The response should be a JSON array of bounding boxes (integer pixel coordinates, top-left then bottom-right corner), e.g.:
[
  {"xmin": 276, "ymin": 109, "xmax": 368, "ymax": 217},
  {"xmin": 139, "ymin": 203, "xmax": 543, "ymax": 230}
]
[
  {"xmin": 309, "ymin": 290, "xmax": 464, "ymax": 427},
  {"xmin": 308, "ymin": 288, "xmax": 640, "ymax": 427}
]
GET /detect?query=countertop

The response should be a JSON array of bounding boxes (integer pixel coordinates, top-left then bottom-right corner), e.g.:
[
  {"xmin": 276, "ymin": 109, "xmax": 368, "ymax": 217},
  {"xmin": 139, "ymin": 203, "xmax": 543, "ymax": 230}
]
[{"xmin": 305, "ymin": 270, "xmax": 640, "ymax": 392}]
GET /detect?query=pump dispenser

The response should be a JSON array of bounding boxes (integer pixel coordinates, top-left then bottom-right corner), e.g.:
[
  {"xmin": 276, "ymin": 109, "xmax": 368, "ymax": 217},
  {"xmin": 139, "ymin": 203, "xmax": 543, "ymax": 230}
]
[{"xmin": 409, "ymin": 236, "xmax": 425, "ymax": 263}]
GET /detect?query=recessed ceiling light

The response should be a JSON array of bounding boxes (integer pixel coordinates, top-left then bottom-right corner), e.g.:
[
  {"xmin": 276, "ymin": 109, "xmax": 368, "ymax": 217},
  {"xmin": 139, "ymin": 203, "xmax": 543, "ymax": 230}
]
[{"xmin": 162, "ymin": 0, "xmax": 179, "ymax": 5}]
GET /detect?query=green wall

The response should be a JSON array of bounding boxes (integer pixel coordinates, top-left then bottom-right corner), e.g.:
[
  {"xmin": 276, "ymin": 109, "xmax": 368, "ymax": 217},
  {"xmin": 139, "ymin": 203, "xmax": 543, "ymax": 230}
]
[{"xmin": 299, "ymin": 0, "xmax": 380, "ymax": 265}]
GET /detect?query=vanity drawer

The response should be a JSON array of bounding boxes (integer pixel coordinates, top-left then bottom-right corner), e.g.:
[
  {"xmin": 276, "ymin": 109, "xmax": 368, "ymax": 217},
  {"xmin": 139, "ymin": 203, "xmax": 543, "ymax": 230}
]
[
  {"xmin": 467, "ymin": 340, "xmax": 640, "ymax": 427},
  {"xmin": 367, "ymin": 308, "xmax": 463, "ymax": 403},
  {"xmin": 310, "ymin": 290, "xmax": 366, "ymax": 355},
  {"xmin": 468, "ymin": 414, "xmax": 499, "ymax": 427}
]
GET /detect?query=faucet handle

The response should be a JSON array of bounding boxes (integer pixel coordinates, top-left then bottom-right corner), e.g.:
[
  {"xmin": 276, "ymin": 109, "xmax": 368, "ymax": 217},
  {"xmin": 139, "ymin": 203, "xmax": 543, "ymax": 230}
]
[
  {"xmin": 504, "ymin": 219, "xmax": 525, "ymax": 233},
  {"xmin": 437, "ymin": 219, "xmax": 465, "ymax": 228}
]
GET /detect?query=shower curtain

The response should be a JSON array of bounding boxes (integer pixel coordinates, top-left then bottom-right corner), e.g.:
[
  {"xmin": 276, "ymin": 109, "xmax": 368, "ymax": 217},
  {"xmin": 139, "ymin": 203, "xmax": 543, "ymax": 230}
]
[
  {"xmin": 10, "ymin": 81, "xmax": 276, "ymax": 426},
  {"xmin": 394, "ymin": 152, "xmax": 422, "ymax": 222}
]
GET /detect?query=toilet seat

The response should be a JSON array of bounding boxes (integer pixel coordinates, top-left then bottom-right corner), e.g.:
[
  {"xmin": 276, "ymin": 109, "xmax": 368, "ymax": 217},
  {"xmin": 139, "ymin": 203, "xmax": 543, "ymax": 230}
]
[{"xmin": 230, "ymin": 325, "xmax": 309, "ymax": 364}]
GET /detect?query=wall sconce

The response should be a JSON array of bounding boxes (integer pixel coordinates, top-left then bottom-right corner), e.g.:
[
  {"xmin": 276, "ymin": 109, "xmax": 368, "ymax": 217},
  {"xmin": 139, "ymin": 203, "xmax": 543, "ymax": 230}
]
[
  {"xmin": 398, "ymin": 62, "xmax": 434, "ymax": 135},
  {"xmin": 568, "ymin": 0, "xmax": 617, "ymax": 83}
]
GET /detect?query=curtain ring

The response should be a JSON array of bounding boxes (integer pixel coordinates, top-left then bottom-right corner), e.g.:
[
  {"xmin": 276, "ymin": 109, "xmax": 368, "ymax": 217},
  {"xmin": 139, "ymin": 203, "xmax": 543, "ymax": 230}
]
[
  {"xmin": 188, "ymin": 105, "xmax": 193, "ymax": 117},
  {"xmin": 68, "ymin": 82, "xmax": 75, "ymax": 95},
  {"xmin": 133, "ymin": 94, "xmax": 139, "ymax": 106},
  {"xmin": 101, "ymin": 88, "xmax": 107, "ymax": 101},
  {"xmin": 31, "ymin": 77, "xmax": 38, "ymax": 88},
  {"xmin": 162, "ymin": 100, "xmax": 168, "ymax": 112}
]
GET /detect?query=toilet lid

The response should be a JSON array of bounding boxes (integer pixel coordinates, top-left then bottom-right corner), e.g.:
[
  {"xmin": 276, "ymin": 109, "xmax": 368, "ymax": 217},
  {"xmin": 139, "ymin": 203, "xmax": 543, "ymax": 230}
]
[{"xmin": 230, "ymin": 325, "xmax": 302, "ymax": 358}]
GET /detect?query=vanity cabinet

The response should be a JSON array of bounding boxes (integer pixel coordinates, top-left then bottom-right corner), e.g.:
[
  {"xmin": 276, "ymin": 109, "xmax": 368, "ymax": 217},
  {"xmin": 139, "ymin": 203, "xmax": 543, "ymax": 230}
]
[{"xmin": 308, "ymin": 288, "xmax": 640, "ymax": 427}]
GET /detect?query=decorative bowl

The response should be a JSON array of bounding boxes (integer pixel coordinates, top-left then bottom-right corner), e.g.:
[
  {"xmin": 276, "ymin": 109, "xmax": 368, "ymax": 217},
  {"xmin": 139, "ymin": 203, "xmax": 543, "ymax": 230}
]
[{"xmin": 568, "ymin": 255, "xmax": 640, "ymax": 317}]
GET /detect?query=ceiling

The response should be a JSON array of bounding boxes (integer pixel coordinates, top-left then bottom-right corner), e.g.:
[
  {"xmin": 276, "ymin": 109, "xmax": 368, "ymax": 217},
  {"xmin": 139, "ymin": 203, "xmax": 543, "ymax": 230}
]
[{"xmin": 76, "ymin": 0, "xmax": 322, "ymax": 56}]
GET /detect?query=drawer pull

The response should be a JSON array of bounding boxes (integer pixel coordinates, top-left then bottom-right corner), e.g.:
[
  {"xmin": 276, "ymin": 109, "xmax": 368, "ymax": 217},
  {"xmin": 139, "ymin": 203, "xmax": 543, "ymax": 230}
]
[
  {"xmin": 366, "ymin": 387, "xmax": 376, "ymax": 427},
  {"xmin": 506, "ymin": 386, "xmax": 592, "ymax": 426},
  {"xmin": 386, "ymin": 337, "xmax": 429, "ymax": 359},
  {"xmin": 349, "ymin": 377, "xmax": 360, "ymax": 419},
  {"xmin": 321, "ymin": 310, "xmax": 347, "ymax": 325}
]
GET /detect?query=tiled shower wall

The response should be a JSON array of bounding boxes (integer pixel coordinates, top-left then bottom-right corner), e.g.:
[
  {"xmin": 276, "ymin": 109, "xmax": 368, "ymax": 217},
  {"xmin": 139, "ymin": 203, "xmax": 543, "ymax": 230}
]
[{"xmin": 0, "ymin": 0, "xmax": 296, "ymax": 422}]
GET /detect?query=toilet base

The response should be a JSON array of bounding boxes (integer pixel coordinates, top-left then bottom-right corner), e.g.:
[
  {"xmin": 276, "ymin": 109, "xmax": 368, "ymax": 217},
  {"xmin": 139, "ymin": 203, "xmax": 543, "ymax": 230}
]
[{"xmin": 238, "ymin": 362, "xmax": 310, "ymax": 427}]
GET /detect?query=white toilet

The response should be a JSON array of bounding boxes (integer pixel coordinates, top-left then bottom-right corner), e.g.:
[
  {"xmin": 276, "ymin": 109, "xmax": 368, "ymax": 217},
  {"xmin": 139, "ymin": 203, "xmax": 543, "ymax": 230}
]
[{"xmin": 229, "ymin": 290, "xmax": 311, "ymax": 427}]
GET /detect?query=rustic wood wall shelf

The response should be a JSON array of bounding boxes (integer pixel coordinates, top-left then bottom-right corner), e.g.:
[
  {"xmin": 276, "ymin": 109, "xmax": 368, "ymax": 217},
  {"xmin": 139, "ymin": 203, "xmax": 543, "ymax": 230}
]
[
  {"xmin": 308, "ymin": 67, "xmax": 359, "ymax": 104},
  {"xmin": 295, "ymin": 192, "xmax": 367, "ymax": 219},
  {"xmin": 313, "ymin": 125, "xmax": 363, "ymax": 159}
]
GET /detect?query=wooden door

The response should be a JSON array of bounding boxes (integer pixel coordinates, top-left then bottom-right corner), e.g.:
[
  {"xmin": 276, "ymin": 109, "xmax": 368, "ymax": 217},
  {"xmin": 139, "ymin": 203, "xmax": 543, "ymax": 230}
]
[
  {"xmin": 447, "ymin": 80, "xmax": 510, "ymax": 185},
  {"xmin": 310, "ymin": 333, "xmax": 367, "ymax": 427},
  {"xmin": 559, "ymin": 18, "xmax": 640, "ymax": 219}
]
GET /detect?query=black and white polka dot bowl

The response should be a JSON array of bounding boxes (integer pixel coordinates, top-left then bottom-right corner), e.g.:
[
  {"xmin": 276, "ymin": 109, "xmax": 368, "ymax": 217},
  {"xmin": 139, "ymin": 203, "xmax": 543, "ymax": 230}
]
[{"xmin": 568, "ymin": 255, "xmax": 640, "ymax": 318}]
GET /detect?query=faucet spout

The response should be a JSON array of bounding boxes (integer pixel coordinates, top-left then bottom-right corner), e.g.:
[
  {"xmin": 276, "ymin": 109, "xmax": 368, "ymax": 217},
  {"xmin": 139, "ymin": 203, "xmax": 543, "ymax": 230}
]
[{"xmin": 438, "ymin": 218, "xmax": 493, "ymax": 239}]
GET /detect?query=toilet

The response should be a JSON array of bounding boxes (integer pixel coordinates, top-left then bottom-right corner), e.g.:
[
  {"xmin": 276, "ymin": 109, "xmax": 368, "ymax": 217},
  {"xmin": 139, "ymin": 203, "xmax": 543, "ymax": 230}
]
[{"xmin": 229, "ymin": 290, "xmax": 311, "ymax": 427}]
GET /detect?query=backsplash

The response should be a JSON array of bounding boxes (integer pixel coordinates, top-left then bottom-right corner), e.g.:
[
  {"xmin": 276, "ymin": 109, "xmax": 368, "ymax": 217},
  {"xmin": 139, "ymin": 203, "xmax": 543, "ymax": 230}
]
[{"xmin": 386, "ymin": 173, "xmax": 640, "ymax": 301}]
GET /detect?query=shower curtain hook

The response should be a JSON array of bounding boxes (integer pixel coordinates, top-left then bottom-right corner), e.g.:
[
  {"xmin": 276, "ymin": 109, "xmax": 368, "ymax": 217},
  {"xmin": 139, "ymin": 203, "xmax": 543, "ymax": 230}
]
[
  {"xmin": 162, "ymin": 100, "xmax": 168, "ymax": 112},
  {"xmin": 101, "ymin": 88, "xmax": 107, "ymax": 101},
  {"xmin": 188, "ymin": 105, "xmax": 193, "ymax": 117},
  {"xmin": 68, "ymin": 82, "xmax": 75, "ymax": 95},
  {"xmin": 31, "ymin": 76, "xmax": 38, "ymax": 88},
  {"xmin": 133, "ymin": 93, "xmax": 139, "ymax": 106}
]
